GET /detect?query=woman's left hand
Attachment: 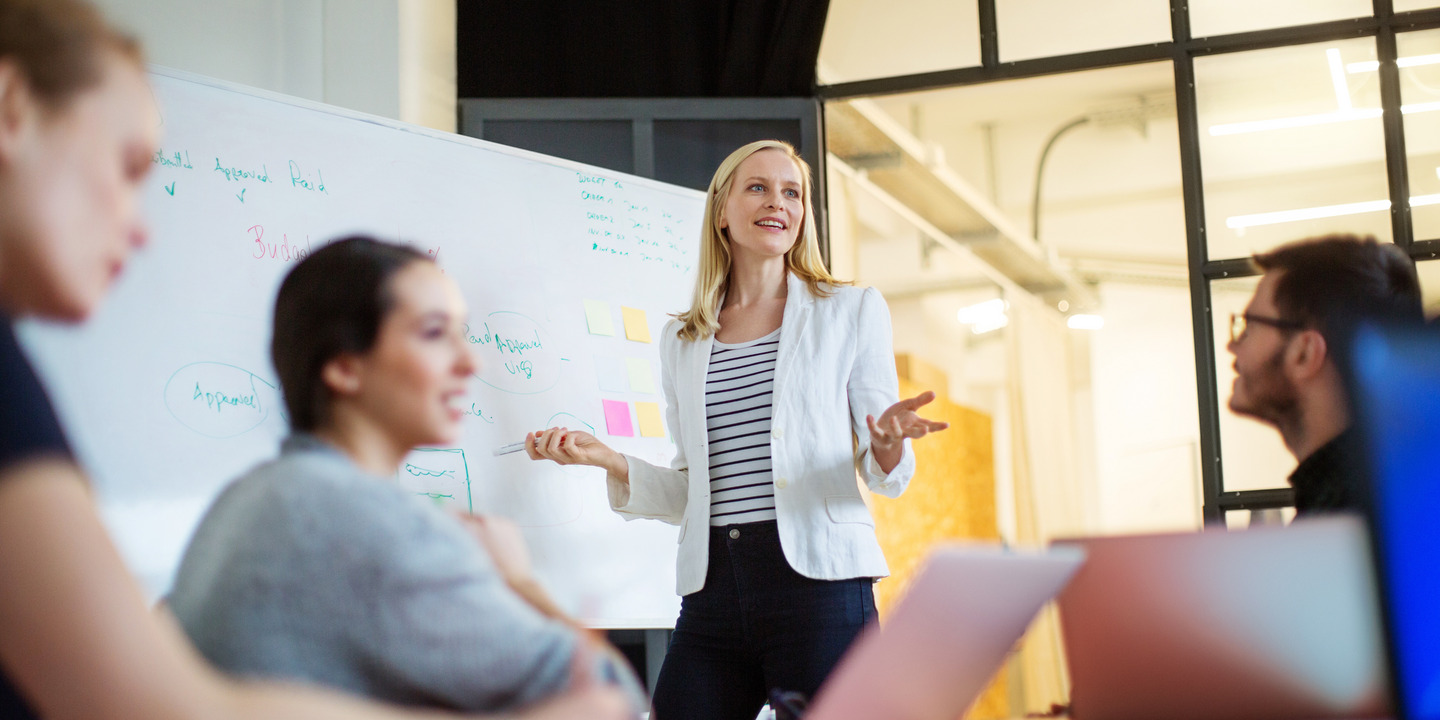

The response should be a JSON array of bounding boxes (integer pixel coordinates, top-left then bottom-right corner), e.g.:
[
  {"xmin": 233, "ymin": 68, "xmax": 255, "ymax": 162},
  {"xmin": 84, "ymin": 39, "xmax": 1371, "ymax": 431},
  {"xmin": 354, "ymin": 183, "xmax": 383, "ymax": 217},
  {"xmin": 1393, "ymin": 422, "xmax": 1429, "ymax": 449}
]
[{"xmin": 867, "ymin": 390, "xmax": 950, "ymax": 455}]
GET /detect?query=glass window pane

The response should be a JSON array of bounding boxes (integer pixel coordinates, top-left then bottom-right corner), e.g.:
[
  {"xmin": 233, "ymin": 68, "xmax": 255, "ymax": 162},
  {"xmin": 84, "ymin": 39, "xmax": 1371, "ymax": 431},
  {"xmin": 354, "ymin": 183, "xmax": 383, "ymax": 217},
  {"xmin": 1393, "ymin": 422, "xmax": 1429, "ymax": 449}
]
[
  {"xmin": 1210, "ymin": 276, "xmax": 1298, "ymax": 492},
  {"xmin": 1225, "ymin": 507, "xmax": 1297, "ymax": 529},
  {"xmin": 996, "ymin": 0, "xmax": 1171, "ymax": 63},
  {"xmin": 1417, "ymin": 258, "xmax": 1440, "ymax": 317},
  {"xmin": 1396, "ymin": 0, "xmax": 1440, "ymax": 11},
  {"xmin": 1398, "ymin": 30, "xmax": 1440, "ymax": 241},
  {"xmin": 818, "ymin": 0, "xmax": 980, "ymax": 84},
  {"xmin": 1189, "ymin": 0, "xmax": 1371, "ymax": 38},
  {"xmin": 826, "ymin": 63, "xmax": 1195, "ymax": 536},
  {"xmin": 1196, "ymin": 39, "xmax": 1391, "ymax": 261}
]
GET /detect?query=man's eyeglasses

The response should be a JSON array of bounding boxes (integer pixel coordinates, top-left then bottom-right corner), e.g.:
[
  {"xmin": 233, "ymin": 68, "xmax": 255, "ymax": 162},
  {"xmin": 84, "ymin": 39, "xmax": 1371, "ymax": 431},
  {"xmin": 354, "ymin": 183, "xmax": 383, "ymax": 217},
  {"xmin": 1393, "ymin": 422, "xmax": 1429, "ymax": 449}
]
[{"xmin": 1229, "ymin": 312, "xmax": 1305, "ymax": 343}]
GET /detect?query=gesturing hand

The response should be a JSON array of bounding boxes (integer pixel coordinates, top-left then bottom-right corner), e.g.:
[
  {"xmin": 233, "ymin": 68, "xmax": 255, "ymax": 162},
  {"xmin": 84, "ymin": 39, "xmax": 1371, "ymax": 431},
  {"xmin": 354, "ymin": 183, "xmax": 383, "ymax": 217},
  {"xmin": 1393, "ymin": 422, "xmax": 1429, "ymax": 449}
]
[
  {"xmin": 526, "ymin": 427, "xmax": 627, "ymax": 477},
  {"xmin": 866, "ymin": 390, "xmax": 949, "ymax": 458}
]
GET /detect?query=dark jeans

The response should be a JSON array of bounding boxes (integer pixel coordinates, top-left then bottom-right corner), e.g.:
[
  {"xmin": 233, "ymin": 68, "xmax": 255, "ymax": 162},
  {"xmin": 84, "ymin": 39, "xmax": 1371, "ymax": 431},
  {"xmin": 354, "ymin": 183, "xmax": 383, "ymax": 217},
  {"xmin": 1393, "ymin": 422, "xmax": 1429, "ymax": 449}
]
[{"xmin": 651, "ymin": 520, "xmax": 877, "ymax": 720}]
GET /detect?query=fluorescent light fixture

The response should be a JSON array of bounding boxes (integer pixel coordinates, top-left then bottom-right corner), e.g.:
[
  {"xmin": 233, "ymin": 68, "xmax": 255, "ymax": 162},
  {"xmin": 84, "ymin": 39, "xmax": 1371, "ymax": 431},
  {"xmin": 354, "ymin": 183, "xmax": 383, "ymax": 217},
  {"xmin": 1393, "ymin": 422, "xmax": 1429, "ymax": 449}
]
[
  {"xmin": 1348, "ymin": 53, "xmax": 1440, "ymax": 74},
  {"xmin": 1226, "ymin": 199, "xmax": 1391, "ymax": 230},
  {"xmin": 970, "ymin": 315, "xmax": 1009, "ymax": 335},
  {"xmin": 1226, "ymin": 195, "xmax": 1440, "ymax": 230},
  {"xmin": 956, "ymin": 298, "xmax": 1005, "ymax": 324},
  {"xmin": 1402, "ymin": 101, "xmax": 1440, "ymax": 115},
  {"xmin": 1327, "ymin": 48, "xmax": 1352, "ymax": 111},
  {"xmin": 956, "ymin": 298, "xmax": 1008, "ymax": 335},
  {"xmin": 1067, "ymin": 314, "xmax": 1105, "ymax": 330},
  {"xmin": 1208, "ymin": 108, "xmax": 1381, "ymax": 136},
  {"xmin": 1211, "ymin": 49, "xmax": 1440, "ymax": 137}
]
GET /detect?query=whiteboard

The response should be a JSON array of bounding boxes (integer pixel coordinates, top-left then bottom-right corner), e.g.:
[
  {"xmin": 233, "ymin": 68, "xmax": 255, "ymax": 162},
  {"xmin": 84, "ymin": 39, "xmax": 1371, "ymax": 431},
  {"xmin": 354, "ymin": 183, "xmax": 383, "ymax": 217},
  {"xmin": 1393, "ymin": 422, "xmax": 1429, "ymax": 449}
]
[{"xmin": 19, "ymin": 68, "xmax": 702, "ymax": 628}]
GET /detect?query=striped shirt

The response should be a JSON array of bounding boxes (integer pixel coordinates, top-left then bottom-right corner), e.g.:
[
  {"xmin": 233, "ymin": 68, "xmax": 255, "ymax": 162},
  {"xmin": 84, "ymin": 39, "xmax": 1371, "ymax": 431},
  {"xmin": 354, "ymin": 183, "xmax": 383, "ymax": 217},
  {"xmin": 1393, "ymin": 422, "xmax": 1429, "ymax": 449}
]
[{"xmin": 705, "ymin": 327, "xmax": 781, "ymax": 526}]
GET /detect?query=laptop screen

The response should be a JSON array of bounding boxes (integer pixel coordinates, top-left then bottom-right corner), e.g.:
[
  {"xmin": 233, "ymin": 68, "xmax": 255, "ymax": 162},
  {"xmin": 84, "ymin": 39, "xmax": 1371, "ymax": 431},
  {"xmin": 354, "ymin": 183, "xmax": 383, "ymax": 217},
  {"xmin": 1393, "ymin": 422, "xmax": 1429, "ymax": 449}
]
[{"xmin": 1352, "ymin": 324, "xmax": 1440, "ymax": 720}]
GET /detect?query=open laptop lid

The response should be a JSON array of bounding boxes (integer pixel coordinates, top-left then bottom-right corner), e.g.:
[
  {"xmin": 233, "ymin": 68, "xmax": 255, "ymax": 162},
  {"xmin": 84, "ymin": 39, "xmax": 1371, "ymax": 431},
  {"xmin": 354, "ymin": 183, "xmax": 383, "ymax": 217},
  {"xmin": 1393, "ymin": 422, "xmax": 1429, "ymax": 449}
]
[
  {"xmin": 1351, "ymin": 322, "xmax": 1440, "ymax": 720},
  {"xmin": 1054, "ymin": 518, "xmax": 1388, "ymax": 720},
  {"xmin": 806, "ymin": 544, "xmax": 1084, "ymax": 720}
]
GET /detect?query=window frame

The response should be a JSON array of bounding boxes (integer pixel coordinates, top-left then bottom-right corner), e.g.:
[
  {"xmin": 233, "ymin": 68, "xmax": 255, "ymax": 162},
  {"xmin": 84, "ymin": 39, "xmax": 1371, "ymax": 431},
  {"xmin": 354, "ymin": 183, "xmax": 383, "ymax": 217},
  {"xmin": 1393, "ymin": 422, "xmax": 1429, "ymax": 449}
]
[{"xmin": 817, "ymin": 0, "xmax": 1440, "ymax": 522}]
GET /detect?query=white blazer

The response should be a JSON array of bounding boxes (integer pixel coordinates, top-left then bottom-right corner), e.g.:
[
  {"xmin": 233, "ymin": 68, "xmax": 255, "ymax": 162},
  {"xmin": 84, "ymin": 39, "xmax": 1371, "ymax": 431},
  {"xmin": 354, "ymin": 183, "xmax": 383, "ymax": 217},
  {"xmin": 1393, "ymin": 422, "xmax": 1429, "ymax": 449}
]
[{"xmin": 606, "ymin": 274, "xmax": 915, "ymax": 596}]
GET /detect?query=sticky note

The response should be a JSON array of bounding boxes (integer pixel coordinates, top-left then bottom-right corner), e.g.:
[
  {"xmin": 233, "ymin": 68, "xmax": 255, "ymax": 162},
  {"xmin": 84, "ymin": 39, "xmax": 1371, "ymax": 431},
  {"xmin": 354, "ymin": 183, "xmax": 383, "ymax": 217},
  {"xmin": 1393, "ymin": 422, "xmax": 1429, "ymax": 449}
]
[
  {"xmin": 584, "ymin": 300, "xmax": 615, "ymax": 336},
  {"xmin": 636, "ymin": 402, "xmax": 664, "ymax": 438},
  {"xmin": 622, "ymin": 306, "xmax": 651, "ymax": 343},
  {"xmin": 594, "ymin": 355, "xmax": 628, "ymax": 393},
  {"xmin": 626, "ymin": 357, "xmax": 656, "ymax": 394},
  {"xmin": 602, "ymin": 399, "xmax": 634, "ymax": 437}
]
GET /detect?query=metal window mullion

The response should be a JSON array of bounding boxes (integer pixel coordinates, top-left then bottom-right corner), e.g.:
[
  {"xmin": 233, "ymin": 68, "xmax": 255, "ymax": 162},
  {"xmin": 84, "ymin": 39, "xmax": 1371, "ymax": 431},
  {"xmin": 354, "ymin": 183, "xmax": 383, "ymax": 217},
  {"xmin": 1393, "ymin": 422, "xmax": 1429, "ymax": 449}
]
[
  {"xmin": 979, "ymin": 0, "xmax": 999, "ymax": 68},
  {"xmin": 1411, "ymin": 238, "xmax": 1440, "ymax": 259},
  {"xmin": 1173, "ymin": 0, "xmax": 1226, "ymax": 526},
  {"xmin": 1375, "ymin": 0, "xmax": 1414, "ymax": 250}
]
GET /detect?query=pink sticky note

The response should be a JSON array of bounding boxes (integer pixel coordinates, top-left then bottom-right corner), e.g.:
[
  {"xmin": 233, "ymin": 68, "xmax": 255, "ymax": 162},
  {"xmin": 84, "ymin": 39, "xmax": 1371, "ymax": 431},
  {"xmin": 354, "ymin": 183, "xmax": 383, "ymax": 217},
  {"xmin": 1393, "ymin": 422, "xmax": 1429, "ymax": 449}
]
[{"xmin": 602, "ymin": 399, "xmax": 634, "ymax": 437}]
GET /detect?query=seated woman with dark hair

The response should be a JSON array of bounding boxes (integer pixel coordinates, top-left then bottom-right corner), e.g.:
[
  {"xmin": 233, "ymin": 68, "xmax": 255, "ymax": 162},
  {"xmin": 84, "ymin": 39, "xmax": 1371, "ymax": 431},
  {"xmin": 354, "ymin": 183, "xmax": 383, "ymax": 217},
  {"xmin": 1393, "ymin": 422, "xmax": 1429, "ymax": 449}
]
[{"xmin": 167, "ymin": 236, "xmax": 643, "ymax": 715}]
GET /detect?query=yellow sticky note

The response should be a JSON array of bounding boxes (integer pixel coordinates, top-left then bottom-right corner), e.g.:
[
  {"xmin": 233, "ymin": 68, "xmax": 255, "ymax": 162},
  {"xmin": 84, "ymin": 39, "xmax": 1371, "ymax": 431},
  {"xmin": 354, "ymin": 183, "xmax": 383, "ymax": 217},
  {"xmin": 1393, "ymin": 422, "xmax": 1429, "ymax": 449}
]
[
  {"xmin": 636, "ymin": 401, "xmax": 664, "ymax": 438},
  {"xmin": 622, "ymin": 306, "xmax": 651, "ymax": 343},
  {"xmin": 583, "ymin": 300, "xmax": 615, "ymax": 336}
]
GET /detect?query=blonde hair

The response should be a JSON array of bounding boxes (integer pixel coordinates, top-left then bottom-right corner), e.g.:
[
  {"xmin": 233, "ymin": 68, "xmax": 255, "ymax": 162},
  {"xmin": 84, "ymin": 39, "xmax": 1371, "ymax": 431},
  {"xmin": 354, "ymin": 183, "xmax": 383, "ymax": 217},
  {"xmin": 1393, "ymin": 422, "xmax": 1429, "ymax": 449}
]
[{"xmin": 674, "ymin": 140, "xmax": 846, "ymax": 341}]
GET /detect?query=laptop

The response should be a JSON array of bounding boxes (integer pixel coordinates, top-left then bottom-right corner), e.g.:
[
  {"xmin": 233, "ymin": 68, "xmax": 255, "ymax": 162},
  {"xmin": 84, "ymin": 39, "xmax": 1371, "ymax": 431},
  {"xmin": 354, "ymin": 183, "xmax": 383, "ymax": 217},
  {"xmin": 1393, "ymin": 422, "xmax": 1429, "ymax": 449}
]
[
  {"xmin": 805, "ymin": 543, "xmax": 1085, "ymax": 720},
  {"xmin": 1053, "ymin": 518, "xmax": 1390, "ymax": 720},
  {"xmin": 1350, "ymin": 322, "xmax": 1440, "ymax": 720}
]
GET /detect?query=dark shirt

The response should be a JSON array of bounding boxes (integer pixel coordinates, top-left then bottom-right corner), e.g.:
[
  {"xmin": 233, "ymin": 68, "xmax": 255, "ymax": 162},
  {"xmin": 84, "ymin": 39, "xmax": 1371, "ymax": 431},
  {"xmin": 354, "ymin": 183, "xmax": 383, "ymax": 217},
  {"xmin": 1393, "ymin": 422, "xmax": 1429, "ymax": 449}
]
[
  {"xmin": 1289, "ymin": 427, "xmax": 1367, "ymax": 516},
  {"xmin": 0, "ymin": 317, "xmax": 71, "ymax": 719}
]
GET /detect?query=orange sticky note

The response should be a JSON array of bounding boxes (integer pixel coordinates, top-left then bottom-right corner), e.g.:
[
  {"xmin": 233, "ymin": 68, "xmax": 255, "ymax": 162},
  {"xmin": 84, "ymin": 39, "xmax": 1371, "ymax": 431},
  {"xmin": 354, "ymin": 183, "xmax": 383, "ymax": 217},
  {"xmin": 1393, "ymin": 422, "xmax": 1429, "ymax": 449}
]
[
  {"xmin": 622, "ymin": 306, "xmax": 651, "ymax": 343},
  {"xmin": 636, "ymin": 401, "xmax": 664, "ymax": 438}
]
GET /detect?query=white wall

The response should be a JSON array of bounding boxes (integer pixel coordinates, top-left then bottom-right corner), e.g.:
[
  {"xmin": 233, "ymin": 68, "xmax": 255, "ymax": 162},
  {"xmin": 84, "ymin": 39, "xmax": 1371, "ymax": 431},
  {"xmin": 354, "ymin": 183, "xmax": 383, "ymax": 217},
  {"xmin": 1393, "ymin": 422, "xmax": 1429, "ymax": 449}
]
[{"xmin": 93, "ymin": 0, "xmax": 455, "ymax": 131}]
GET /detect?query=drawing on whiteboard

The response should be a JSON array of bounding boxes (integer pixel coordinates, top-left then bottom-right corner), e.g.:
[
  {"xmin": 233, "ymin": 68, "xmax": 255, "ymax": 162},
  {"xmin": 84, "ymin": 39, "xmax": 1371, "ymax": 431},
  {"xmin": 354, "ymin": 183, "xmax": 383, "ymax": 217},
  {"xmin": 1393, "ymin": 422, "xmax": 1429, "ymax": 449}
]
[
  {"xmin": 152, "ymin": 149, "xmax": 193, "ymax": 169},
  {"xmin": 398, "ymin": 448, "xmax": 471, "ymax": 513},
  {"xmin": 162, "ymin": 361, "xmax": 280, "ymax": 439},
  {"xmin": 545, "ymin": 412, "xmax": 596, "ymax": 436},
  {"xmin": 214, "ymin": 156, "xmax": 270, "ymax": 184},
  {"xmin": 287, "ymin": 160, "xmax": 327, "ymax": 195},
  {"xmin": 579, "ymin": 173, "xmax": 694, "ymax": 274},
  {"xmin": 462, "ymin": 401, "xmax": 495, "ymax": 423},
  {"xmin": 249, "ymin": 225, "xmax": 315, "ymax": 263},
  {"xmin": 467, "ymin": 311, "xmax": 561, "ymax": 395}
]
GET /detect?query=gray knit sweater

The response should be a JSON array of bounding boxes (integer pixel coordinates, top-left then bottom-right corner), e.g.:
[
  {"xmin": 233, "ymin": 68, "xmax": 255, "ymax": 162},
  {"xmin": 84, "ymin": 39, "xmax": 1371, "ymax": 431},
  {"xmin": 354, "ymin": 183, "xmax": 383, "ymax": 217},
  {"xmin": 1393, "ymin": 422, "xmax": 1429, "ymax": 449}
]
[{"xmin": 169, "ymin": 434, "xmax": 640, "ymax": 713}]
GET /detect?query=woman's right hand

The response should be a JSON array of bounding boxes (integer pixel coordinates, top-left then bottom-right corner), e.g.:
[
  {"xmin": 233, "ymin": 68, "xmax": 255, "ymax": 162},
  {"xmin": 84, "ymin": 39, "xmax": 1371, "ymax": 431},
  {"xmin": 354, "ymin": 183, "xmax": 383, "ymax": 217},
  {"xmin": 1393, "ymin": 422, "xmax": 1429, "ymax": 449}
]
[{"xmin": 526, "ymin": 427, "xmax": 627, "ymax": 477}]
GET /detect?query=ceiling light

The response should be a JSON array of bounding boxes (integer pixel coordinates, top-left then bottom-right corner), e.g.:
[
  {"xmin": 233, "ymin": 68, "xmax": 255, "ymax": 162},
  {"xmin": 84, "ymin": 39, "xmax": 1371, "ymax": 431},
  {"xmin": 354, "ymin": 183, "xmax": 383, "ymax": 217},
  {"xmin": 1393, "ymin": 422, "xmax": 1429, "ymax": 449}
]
[
  {"xmin": 1067, "ymin": 314, "xmax": 1105, "ymax": 330},
  {"xmin": 1327, "ymin": 49, "xmax": 1352, "ymax": 111},
  {"xmin": 1211, "ymin": 49, "xmax": 1440, "ymax": 137},
  {"xmin": 1208, "ymin": 108, "xmax": 1381, "ymax": 136},
  {"xmin": 970, "ymin": 315, "xmax": 1009, "ymax": 335},
  {"xmin": 1227, "ymin": 194, "xmax": 1440, "ymax": 230},
  {"xmin": 1226, "ymin": 199, "xmax": 1391, "ymax": 230},
  {"xmin": 1348, "ymin": 53, "xmax": 1440, "ymax": 74},
  {"xmin": 956, "ymin": 298, "xmax": 1008, "ymax": 335}
]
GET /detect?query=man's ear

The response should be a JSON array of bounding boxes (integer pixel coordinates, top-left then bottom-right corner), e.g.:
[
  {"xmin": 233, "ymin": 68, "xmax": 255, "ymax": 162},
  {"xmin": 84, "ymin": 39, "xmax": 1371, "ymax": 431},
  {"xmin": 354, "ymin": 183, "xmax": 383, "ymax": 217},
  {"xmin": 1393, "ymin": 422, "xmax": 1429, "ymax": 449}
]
[
  {"xmin": 0, "ymin": 59, "xmax": 37, "ymax": 166},
  {"xmin": 321, "ymin": 354, "xmax": 364, "ymax": 397},
  {"xmin": 1286, "ymin": 329, "xmax": 1330, "ymax": 381}
]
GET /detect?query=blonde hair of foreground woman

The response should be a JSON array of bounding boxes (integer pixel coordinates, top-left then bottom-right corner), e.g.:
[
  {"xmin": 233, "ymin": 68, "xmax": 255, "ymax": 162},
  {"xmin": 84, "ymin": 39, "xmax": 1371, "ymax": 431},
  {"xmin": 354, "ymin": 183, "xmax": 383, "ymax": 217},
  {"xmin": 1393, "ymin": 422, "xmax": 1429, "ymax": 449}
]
[{"xmin": 0, "ymin": 1, "xmax": 628, "ymax": 718}]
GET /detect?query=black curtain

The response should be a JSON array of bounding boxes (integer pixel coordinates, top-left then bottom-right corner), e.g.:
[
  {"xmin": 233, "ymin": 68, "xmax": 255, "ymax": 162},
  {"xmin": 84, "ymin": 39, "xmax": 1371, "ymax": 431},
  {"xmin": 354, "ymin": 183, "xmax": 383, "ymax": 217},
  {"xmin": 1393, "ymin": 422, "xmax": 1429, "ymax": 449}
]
[{"xmin": 458, "ymin": 0, "xmax": 832, "ymax": 98}]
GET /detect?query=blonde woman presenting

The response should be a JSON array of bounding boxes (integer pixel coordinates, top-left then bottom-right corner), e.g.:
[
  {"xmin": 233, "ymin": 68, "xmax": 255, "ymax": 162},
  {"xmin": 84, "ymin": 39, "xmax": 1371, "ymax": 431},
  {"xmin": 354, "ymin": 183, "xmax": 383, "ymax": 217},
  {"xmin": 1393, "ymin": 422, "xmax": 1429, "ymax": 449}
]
[{"xmin": 528, "ymin": 140, "xmax": 947, "ymax": 720}]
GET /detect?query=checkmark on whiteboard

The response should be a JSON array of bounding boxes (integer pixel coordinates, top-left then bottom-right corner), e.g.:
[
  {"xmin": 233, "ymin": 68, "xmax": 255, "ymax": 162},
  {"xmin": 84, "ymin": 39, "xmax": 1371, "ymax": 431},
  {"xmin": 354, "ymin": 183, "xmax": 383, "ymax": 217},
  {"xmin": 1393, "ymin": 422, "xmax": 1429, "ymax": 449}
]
[{"xmin": 236, "ymin": 188, "xmax": 246, "ymax": 203}]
